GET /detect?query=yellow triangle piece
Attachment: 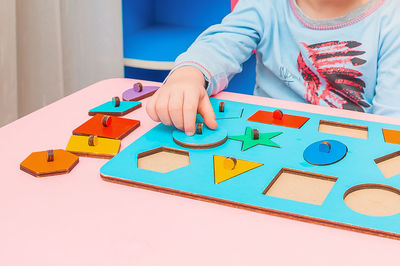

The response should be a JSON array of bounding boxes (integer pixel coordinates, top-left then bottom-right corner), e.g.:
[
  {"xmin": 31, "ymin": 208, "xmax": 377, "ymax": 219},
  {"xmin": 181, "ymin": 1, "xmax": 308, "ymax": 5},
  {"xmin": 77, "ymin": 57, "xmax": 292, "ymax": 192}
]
[{"xmin": 213, "ymin": 155, "xmax": 263, "ymax": 184}]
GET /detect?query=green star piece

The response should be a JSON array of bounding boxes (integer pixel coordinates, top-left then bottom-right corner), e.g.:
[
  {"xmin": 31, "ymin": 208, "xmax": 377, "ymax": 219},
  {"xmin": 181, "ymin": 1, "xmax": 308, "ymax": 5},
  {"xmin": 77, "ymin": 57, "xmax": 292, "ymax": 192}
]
[{"xmin": 228, "ymin": 127, "xmax": 282, "ymax": 151}]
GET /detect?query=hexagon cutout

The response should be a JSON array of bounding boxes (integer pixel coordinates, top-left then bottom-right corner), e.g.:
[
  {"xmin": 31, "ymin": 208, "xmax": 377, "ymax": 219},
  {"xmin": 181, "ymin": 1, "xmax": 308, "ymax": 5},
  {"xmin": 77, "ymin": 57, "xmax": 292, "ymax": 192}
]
[
  {"xmin": 20, "ymin": 149, "xmax": 79, "ymax": 177},
  {"xmin": 137, "ymin": 147, "xmax": 190, "ymax": 173}
]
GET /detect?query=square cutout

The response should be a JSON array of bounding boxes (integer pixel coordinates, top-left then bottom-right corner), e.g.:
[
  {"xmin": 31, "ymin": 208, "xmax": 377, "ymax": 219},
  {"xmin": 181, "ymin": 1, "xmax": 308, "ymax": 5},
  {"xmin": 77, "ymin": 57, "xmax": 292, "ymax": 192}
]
[
  {"xmin": 319, "ymin": 120, "xmax": 368, "ymax": 139},
  {"xmin": 263, "ymin": 168, "xmax": 337, "ymax": 205},
  {"xmin": 375, "ymin": 151, "xmax": 400, "ymax": 178}
]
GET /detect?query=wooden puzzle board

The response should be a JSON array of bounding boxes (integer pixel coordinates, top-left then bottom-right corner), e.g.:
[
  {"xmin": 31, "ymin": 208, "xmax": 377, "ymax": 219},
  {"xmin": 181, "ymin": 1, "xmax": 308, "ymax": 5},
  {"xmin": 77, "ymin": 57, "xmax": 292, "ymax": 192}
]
[{"xmin": 100, "ymin": 98, "xmax": 400, "ymax": 239}]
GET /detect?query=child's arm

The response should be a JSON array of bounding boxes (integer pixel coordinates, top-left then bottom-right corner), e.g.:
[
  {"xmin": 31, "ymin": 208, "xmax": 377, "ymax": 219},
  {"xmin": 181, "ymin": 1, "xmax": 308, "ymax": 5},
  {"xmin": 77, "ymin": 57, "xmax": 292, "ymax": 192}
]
[
  {"xmin": 174, "ymin": 0, "xmax": 265, "ymax": 96},
  {"xmin": 146, "ymin": 66, "xmax": 217, "ymax": 136},
  {"xmin": 373, "ymin": 16, "xmax": 400, "ymax": 117},
  {"xmin": 146, "ymin": 0, "xmax": 266, "ymax": 134}
]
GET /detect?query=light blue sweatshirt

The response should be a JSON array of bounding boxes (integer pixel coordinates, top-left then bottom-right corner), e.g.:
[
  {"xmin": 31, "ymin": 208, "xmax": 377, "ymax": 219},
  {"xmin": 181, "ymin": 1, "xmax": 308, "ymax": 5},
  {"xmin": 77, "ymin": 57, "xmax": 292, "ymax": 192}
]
[{"xmin": 172, "ymin": 0, "xmax": 400, "ymax": 117}]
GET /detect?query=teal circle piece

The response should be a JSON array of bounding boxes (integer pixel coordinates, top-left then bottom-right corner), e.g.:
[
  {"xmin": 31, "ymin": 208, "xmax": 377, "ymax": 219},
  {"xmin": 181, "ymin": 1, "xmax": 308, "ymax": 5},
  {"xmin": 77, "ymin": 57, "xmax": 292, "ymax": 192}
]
[
  {"xmin": 172, "ymin": 127, "xmax": 228, "ymax": 149},
  {"xmin": 304, "ymin": 140, "xmax": 347, "ymax": 166}
]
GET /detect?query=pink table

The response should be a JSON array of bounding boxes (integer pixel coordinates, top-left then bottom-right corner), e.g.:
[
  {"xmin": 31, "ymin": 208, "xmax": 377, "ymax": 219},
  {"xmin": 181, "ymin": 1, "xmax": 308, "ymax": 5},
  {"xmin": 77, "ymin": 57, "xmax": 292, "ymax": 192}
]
[{"xmin": 1, "ymin": 79, "xmax": 400, "ymax": 266}]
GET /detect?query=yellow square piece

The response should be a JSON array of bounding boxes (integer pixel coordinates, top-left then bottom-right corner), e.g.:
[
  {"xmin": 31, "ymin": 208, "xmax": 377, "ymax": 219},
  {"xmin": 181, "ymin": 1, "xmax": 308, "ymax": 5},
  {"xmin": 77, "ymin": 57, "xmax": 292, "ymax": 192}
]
[{"xmin": 66, "ymin": 135, "xmax": 121, "ymax": 159}]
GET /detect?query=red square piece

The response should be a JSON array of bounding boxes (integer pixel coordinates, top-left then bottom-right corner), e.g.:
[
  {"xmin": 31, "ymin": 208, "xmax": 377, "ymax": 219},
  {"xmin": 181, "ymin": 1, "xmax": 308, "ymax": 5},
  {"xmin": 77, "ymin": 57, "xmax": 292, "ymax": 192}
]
[
  {"xmin": 73, "ymin": 114, "xmax": 140, "ymax": 140},
  {"xmin": 248, "ymin": 110, "xmax": 309, "ymax": 129}
]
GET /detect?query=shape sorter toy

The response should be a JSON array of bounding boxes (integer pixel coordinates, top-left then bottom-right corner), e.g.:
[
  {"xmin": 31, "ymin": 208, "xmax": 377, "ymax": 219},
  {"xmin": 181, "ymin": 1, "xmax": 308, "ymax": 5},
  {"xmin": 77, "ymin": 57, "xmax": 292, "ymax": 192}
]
[{"xmin": 100, "ymin": 97, "xmax": 400, "ymax": 240}]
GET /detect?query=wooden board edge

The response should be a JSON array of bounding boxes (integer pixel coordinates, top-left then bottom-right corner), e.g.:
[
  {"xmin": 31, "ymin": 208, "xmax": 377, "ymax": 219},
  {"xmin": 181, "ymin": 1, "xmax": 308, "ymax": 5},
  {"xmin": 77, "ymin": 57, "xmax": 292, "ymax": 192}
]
[
  {"xmin": 118, "ymin": 121, "xmax": 141, "ymax": 140},
  {"xmin": 374, "ymin": 150, "xmax": 400, "ymax": 164},
  {"xmin": 67, "ymin": 150, "xmax": 115, "ymax": 159},
  {"xmin": 319, "ymin": 120, "xmax": 369, "ymax": 139},
  {"xmin": 88, "ymin": 103, "xmax": 142, "ymax": 117},
  {"xmin": 172, "ymin": 136, "xmax": 228, "ymax": 149},
  {"xmin": 320, "ymin": 119, "xmax": 369, "ymax": 131},
  {"xmin": 72, "ymin": 132, "xmax": 116, "ymax": 140},
  {"xmin": 344, "ymin": 183, "xmax": 400, "ymax": 198},
  {"xmin": 20, "ymin": 158, "xmax": 79, "ymax": 177},
  {"xmin": 100, "ymin": 173, "xmax": 400, "ymax": 241},
  {"xmin": 73, "ymin": 121, "xmax": 140, "ymax": 140},
  {"xmin": 137, "ymin": 146, "xmax": 189, "ymax": 159},
  {"xmin": 89, "ymin": 111, "xmax": 124, "ymax": 116},
  {"xmin": 123, "ymin": 90, "xmax": 157, "ymax": 102}
]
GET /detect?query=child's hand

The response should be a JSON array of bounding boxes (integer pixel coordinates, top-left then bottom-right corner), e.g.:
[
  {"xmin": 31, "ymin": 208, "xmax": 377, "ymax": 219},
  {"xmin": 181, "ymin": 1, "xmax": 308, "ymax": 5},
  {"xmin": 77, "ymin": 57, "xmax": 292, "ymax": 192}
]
[{"xmin": 146, "ymin": 66, "xmax": 218, "ymax": 136}]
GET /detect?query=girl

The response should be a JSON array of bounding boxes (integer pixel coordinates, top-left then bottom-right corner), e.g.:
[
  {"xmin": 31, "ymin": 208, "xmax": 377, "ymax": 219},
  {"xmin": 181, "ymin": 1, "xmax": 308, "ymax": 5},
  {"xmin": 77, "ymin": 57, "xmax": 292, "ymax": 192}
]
[{"xmin": 146, "ymin": 0, "xmax": 400, "ymax": 135}]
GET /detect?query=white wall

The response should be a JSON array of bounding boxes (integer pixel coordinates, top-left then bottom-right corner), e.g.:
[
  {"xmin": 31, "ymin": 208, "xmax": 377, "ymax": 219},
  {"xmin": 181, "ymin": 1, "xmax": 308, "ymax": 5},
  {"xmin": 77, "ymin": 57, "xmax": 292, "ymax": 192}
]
[
  {"xmin": 0, "ymin": 0, "xmax": 18, "ymax": 126},
  {"xmin": 0, "ymin": 0, "xmax": 124, "ymax": 127}
]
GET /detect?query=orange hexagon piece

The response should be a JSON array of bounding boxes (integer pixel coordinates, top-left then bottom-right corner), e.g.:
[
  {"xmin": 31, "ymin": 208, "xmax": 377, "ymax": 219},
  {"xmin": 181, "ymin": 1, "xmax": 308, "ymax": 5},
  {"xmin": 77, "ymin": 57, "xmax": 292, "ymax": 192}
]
[{"xmin": 20, "ymin": 149, "xmax": 79, "ymax": 177}]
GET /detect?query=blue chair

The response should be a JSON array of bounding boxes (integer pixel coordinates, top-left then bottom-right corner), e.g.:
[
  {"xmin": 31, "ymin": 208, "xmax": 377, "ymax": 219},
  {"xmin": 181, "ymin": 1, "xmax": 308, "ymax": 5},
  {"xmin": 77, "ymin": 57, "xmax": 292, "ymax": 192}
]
[{"xmin": 122, "ymin": 0, "xmax": 255, "ymax": 95}]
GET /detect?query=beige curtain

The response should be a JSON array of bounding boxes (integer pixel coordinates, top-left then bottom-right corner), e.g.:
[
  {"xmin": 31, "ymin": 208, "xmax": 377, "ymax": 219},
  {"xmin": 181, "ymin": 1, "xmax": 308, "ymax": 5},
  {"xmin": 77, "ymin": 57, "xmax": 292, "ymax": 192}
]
[{"xmin": 0, "ymin": 0, "xmax": 124, "ymax": 127}]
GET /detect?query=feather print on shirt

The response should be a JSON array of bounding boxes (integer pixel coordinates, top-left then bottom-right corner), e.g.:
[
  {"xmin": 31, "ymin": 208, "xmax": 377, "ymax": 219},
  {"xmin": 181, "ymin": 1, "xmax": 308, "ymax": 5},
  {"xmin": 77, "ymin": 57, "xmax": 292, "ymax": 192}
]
[{"xmin": 297, "ymin": 40, "xmax": 370, "ymax": 112}]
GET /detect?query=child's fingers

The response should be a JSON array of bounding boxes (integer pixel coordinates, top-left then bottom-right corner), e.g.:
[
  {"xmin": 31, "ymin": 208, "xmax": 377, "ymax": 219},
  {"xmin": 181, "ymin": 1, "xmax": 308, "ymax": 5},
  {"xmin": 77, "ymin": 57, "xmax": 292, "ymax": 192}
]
[
  {"xmin": 198, "ymin": 95, "xmax": 218, "ymax": 130},
  {"xmin": 168, "ymin": 91, "xmax": 184, "ymax": 131},
  {"xmin": 183, "ymin": 90, "xmax": 199, "ymax": 136},
  {"xmin": 146, "ymin": 93, "xmax": 161, "ymax": 122},
  {"xmin": 155, "ymin": 91, "xmax": 173, "ymax": 126}
]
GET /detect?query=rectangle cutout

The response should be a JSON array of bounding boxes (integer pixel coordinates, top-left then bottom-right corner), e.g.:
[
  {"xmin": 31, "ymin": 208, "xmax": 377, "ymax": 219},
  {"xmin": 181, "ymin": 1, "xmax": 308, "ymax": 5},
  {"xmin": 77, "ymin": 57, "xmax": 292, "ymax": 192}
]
[
  {"xmin": 263, "ymin": 168, "xmax": 337, "ymax": 205},
  {"xmin": 319, "ymin": 120, "xmax": 368, "ymax": 139},
  {"xmin": 375, "ymin": 151, "xmax": 400, "ymax": 178}
]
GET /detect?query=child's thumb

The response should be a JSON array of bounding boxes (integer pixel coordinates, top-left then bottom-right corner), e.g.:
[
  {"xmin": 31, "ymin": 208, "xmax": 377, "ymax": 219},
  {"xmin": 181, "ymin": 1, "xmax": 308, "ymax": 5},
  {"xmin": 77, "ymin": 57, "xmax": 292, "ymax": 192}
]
[{"xmin": 198, "ymin": 96, "xmax": 218, "ymax": 130}]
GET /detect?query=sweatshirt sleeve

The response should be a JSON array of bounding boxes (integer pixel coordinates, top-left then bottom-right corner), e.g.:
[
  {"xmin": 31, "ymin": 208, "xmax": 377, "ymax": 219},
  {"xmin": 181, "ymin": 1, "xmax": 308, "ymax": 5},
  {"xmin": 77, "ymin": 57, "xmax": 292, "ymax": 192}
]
[
  {"xmin": 169, "ymin": 0, "xmax": 266, "ymax": 95},
  {"xmin": 372, "ymin": 12, "xmax": 400, "ymax": 118}
]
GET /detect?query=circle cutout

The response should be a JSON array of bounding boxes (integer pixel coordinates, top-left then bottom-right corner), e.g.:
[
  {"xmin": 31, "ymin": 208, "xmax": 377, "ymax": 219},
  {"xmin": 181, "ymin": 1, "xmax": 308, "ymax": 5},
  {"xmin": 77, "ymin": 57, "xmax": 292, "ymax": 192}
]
[
  {"xmin": 172, "ymin": 127, "xmax": 227, "ymax": 149},
  {"xmin": 344, "ymin": 184, "xmax": 400, "ymax": 217}
]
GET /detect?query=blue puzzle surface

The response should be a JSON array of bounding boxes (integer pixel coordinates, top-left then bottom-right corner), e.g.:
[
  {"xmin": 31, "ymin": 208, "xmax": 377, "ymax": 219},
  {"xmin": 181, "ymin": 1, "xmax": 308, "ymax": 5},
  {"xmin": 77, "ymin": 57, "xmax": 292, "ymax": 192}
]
[
  {"xmin": 100, "ymin": 98, "xmax": 400, "ymax": 238},
  {"xmin": 212, "ymin": 100, "xmax": 244, "ymax": 119}
]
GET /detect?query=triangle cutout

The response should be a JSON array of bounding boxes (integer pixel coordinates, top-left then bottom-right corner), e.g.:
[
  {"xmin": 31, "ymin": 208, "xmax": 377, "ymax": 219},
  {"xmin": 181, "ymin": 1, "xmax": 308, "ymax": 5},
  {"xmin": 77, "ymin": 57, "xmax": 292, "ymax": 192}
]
[{"xmin": 213, "ymin": 155, "xmax": 263, "ymax": 184}]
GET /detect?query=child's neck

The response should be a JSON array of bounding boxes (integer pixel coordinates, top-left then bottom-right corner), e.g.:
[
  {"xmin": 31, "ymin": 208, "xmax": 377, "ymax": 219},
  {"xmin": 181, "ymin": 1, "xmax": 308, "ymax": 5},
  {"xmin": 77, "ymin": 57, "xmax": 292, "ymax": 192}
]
[{"xmin": 296, "ymin": 0, "xmax": 370, "ymax": 20}]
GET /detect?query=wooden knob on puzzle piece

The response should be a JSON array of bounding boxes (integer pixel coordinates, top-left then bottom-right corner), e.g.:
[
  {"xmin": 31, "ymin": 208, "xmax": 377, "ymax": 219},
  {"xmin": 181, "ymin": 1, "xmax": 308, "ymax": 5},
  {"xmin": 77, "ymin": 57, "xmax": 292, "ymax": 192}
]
[
  {"xmin": 273, "ymin": 109, "xmax": 283, "ymax": 120},
  {"xmin": 47, "ymin": 150, "xmax": 54, "ymax": 162},
  {"xmin": 112, "ymin": 96, "xmax": 120, "ymax": 107},
  {"xmin": 196, "ymin": 123, "xmax": 203, "ymax": 135},
  {"xmin": 219, "ymin": 102, "xmax": 225, "ymax": 112},
  {"xmin": 102, "ymin": 115, "xmax": 112, "ymax": 127},
  {"xmin": 319, "ymin": 141, "xmax": 331, "ymax": 153},
  {"xmin": 224, "ymin": 157, "xmax": 237, "ymax": 170},
  {"xmin": 252, "ymin": 129, "xmax": 259, "ymax": 140},
  {"xmin": 133, "ymin": 82, "xmax": 143, "ymax": 92},
  {"xmin": 88, "ymin": 135, "xmax": 98, "ymax": 146}
]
